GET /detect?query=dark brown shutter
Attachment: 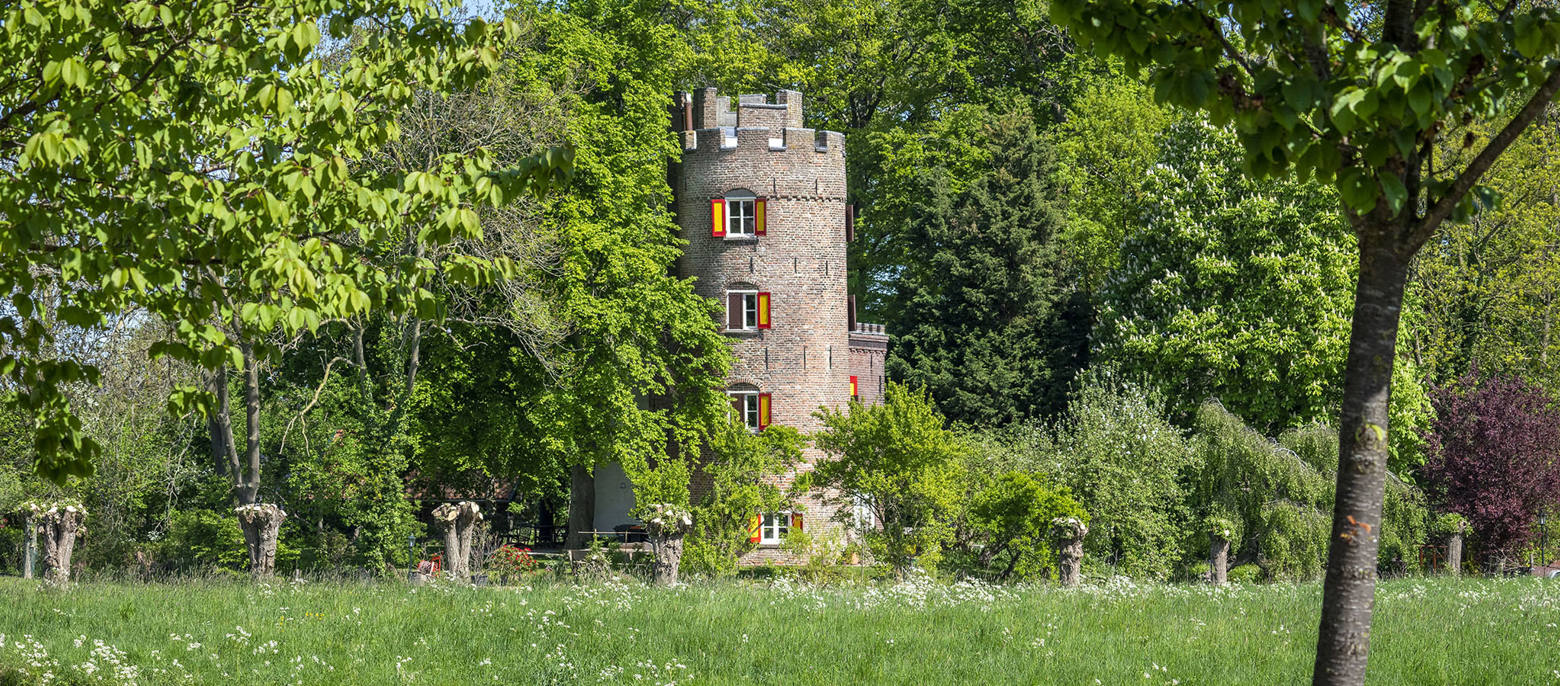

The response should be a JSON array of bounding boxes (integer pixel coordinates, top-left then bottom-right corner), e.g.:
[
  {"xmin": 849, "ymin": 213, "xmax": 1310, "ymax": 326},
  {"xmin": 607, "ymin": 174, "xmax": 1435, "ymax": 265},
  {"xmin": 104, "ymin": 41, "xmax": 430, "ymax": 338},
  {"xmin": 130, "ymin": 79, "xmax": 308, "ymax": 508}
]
[
  {"xmin": 846, "ymin": 204, "xmax": 855, "ymax": 242},
  {"xmin": 727, "ymin": 293, "xmax": 743, "ymax": 329},
  {"xmin": 848, "ymin": 295, "xmax": 857, "ymax": 332}
]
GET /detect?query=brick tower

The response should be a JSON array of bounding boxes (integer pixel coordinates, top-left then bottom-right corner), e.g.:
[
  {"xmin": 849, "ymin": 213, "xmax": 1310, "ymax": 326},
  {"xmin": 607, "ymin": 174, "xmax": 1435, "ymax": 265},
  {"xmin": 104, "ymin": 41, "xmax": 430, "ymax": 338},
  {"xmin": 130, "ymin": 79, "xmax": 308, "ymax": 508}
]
[{"xmin": 666, "ymin": 88, "xmax": 888, "ymax": 561}]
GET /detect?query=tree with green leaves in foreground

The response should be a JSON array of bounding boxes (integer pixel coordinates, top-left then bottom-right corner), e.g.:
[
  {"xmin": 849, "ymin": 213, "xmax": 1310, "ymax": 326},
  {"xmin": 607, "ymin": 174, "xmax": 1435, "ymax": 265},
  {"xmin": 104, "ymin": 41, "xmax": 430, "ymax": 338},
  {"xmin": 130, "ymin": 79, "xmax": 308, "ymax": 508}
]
[
  {"xmin": 0, "ymin": 0, "xmax": 571, "ymax": 486},
  {"xmin": 1052, "ymin": 2, "xmax": 1560, "ymax": 682},
  {"xmin": 812, "ymin": 383, "xmax": 968, "ymax": 575}
]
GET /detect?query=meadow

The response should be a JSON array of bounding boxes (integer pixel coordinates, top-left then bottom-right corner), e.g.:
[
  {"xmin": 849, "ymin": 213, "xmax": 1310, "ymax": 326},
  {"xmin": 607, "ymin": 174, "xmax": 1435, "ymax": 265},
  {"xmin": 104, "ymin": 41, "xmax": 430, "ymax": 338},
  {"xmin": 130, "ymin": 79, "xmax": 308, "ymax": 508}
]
[{"xmin": 0, "ymin": 575, "xmax": 1556, "ymax": 685}]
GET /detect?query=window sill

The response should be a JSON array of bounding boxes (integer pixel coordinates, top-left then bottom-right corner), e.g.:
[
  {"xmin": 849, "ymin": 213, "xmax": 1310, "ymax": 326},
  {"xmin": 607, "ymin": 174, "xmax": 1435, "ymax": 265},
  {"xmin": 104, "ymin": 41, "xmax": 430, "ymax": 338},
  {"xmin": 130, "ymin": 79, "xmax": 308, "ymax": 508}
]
[
  {"xmin": 723, "ymin": 328, "xmax": 762, "ymax": 336},
  {"xmin": 723, "ymin": 234, "xmax": 759, "ymax": 242}
]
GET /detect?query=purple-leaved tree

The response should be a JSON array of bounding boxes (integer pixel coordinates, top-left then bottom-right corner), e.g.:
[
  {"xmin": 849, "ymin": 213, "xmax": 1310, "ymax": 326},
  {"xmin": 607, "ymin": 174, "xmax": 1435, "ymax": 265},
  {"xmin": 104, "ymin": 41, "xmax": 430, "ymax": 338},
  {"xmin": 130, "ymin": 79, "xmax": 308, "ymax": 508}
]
[{"xmin": 1424, "ymin": 371, "xmax": 1560, "ymax": 565}]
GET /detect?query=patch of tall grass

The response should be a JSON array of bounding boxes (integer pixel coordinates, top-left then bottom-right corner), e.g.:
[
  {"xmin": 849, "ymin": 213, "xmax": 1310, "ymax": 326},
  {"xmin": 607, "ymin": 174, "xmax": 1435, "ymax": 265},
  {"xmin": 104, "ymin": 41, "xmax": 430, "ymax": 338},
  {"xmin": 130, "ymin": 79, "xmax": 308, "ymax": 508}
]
[{"xmin": 0, "ymin": 575, "xmax": 1555, "ymax": 685}]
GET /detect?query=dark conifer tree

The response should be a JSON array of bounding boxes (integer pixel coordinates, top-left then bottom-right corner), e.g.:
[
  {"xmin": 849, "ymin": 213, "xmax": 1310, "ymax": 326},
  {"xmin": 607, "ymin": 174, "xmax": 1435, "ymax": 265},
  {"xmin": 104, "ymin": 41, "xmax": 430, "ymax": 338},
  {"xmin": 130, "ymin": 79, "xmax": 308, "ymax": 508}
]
[{"xmin": 884, "ymin": 110, "xmax": 1086, "ymax": 425}]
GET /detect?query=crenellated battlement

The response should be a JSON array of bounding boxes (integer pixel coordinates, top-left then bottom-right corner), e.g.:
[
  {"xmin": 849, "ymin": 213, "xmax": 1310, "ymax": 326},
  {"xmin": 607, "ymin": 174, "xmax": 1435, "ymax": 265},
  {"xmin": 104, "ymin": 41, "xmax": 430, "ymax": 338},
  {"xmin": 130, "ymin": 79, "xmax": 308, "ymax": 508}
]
[
  {"xmin": 671, "ymin": 88, "xmax": 843, "ymax": 156},
  {"xmin": 677, "ymin": 126, "xmax": 845, "ymax": 156}
]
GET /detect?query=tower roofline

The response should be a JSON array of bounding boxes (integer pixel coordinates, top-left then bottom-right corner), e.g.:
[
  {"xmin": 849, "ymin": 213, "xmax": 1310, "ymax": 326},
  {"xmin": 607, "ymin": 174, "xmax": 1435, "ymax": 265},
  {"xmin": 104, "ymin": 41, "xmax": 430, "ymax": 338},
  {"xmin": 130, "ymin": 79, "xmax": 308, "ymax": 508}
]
[{"xmin": 676, "ymin": 88, "xmax": 806, "ymax": 131}]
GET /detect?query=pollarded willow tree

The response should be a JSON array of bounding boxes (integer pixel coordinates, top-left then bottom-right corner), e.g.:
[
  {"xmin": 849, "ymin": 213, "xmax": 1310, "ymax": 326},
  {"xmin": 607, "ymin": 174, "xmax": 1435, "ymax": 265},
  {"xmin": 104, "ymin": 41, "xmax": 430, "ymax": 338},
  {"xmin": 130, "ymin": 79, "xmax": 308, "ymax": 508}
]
[
  {"xmin": 1, "ymin": 0, "xmax": 571, "ymax": 570},
  {"xmin": 1052, "ymin": 2, "xmax": 1560, "ymax": 683}
]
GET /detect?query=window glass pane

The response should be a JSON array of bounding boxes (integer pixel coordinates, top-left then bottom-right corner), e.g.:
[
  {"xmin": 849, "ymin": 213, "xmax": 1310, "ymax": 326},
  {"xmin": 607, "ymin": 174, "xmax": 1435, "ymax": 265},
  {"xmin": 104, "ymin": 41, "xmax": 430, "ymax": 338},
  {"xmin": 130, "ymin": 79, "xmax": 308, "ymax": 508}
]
[
  {"xmin": 743, "ymin": 294, "xmax": 757, "ymax": 328},
  {"xmin": 727, "ymin": 200, "xmax": 750, "ymax": 235},
  {"xmin": 744, "ymin": 394, "xmax": 759, "ymax": 430}
]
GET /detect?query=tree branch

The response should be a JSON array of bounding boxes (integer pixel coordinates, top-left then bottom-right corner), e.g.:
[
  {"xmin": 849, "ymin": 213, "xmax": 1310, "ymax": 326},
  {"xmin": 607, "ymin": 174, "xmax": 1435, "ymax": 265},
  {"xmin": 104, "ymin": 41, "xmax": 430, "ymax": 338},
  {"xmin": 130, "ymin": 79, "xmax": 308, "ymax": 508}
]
[{"xmin": 1407, "ymin": 63, "xmax": 1560, "ymax": 254}]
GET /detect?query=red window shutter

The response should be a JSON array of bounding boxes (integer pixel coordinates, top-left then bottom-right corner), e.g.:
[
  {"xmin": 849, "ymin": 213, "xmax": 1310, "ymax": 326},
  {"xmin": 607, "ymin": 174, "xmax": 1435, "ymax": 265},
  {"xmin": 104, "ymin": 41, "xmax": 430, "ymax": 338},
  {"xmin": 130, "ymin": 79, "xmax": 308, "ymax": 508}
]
[
  {"xmin": 791, "ymin": 512, "xmax": 803, "ymax": 531},
  {"xmin": 758, "ymin": 392, "xmax": 772, "ymax": 429},
  {"xmin": 711, "ymin": 198, "xmax": 726, "ymax": 237},
  {"xmin": 747, "ymin": 515, "xmax": 761, "ymax": 543},
  {"xmin": 846, "ymin": 204, "xmax": 855, "ymax": 242},
  {"xmin": 755, "ymin": 198, "xmax": 767, "ymax": 235},
  {"xmin": 727, "ymin": 292, "xmax": 743, "ymax": 330},
  {"xmin": 850, "ymin": 375, "xmax": 858, "ymax": 400},
  {"xmin": 756, "ymin": 292, "xmax": 771, "ymax": 329}
]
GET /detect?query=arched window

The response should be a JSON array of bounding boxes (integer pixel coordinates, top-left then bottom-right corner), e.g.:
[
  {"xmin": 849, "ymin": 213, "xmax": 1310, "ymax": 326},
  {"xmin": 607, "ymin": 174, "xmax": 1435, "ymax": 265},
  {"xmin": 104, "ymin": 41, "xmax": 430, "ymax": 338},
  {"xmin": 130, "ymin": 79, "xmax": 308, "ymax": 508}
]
[
  {"xmin": 725, "ymin": 283, "xmax": 770, "ymax": 331},
  {"xmin": 726, "ymin": 383, "xmax": 770, "ymax": 432}
]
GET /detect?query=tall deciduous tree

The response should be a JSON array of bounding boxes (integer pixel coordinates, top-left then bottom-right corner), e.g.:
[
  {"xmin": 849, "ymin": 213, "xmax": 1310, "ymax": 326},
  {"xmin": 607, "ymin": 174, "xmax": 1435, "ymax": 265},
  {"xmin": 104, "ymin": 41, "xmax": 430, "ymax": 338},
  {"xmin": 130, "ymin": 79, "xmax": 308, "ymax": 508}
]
[
  {"xmin": 1053, "ymin": 2, "xmax": 1560, "ymax": 681},
  {"xmin": 1096, "ymin": 116, "xmax": 1356, "ymax": 430},
  {"xmin": 1422, "ymin": 370, "xmax": 1560, "ymax": 563},
  {"xmin": 1, "ymin": 0, "xmax": 571, "ymax": 488}
]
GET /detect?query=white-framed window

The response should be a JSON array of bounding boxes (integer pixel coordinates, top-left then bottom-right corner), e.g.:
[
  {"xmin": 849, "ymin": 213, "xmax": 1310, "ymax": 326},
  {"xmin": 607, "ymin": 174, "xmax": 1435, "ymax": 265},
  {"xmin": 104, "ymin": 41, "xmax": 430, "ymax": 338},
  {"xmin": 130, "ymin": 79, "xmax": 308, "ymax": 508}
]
[
  {"xmin": 728, "ymin": 389, "xmax": 765, "ymax": 431},
  {"xmin": 733, "ymin": 290, "xmax": 758, "ymax": 330},
  {"xmin": 726, "ymin": 192, "xmax": 756, "ymax": 236},
  {"xmin": 761, "ymin": 511, "xmax": 791, "ymax": 544},
  {"xmin": 725, "ymin": 288, "xmax": 769, "ymax": 331}
]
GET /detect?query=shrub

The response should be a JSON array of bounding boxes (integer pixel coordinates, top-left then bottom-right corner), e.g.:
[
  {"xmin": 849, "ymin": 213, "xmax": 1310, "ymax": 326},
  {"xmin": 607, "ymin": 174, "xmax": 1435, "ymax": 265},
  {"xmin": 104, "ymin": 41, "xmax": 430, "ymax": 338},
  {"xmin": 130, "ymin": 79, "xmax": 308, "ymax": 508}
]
[
  {"xmin": 1228, "ymin": 563, "xmax": 1262, "ymax": 584},
  {"xmin": 962, "ymin": 472, "xmax": 1087, "ymax": 581},
  {"xmin": 680, "ymin": 422, "xmax": 805, "ymax": 577},
  {"xmin": 1047, "ymin": 370, "xmax": 1195, "ymax": 579},
  {"xmin": 813, "ymin": 383, "xmax": 968, "ymax": 575},
  {"xmin": 155, "ymin": 508, "xmax": 300, "ymax": 573}
]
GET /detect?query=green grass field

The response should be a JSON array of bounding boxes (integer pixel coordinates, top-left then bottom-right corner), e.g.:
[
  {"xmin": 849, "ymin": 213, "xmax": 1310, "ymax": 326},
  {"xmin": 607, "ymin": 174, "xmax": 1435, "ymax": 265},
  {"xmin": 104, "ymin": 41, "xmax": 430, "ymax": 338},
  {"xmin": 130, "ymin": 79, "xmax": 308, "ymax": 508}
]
[{"xmin": 0, "ymin": 575, "xmax": 1556, "ymax": 684}]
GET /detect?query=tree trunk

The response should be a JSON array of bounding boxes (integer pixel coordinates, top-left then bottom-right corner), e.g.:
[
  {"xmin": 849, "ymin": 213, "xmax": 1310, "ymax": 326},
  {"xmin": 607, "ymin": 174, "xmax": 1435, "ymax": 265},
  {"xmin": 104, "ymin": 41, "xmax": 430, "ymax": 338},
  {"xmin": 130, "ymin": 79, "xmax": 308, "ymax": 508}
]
[
  {"xmin": 1210, "ymin": 534, "xmax": 1230, "ymax": 586},
  {"xmin": 432, "ymin": 502, "xmax": 481, "ymax": 581},
  {"xmin": 440, "ymin": 515, "xmax": 460, "ymax": 579},
  {"xmin": 236, "ymin": 504, "xmax": 286, "ymax": 578},
  {"xmin": 211, "ymin": 364, "xmax": 243, "ymax": 480},
  {"xmin": 1057, "ymin": 537, "xmax": 1084, "ymax": 587},
  {"xmin": 649, "ymin": 529, "xmax": 686, "ymax": 585},
  {"xmin": 21, "ymin": 513, "xmax": 34, "ymax": 580},
  {"xmin": 237, "ymin": 342, "xmax": 262, "ymax": 506},
  {"xmin": 457, "ymin": 510, "xmax": 477, "ymax": 579},
  {"xmin": 39, "ymin": 509, "xmax": 84, "ymax": 585},
  {"xmin": 566, "ymin": 464, "xmax": 595, "ymax": 549},
  {"xmin": 1051, "ymin": 518, "xmax": 1087, "ymax": 587},
  {"xmin": 1313, "ymin": 233, "xmax": 1410, "ymax": 685},
  {"xmin": 1447, "ymin": 531, "xmax": 1464, "ymax": 577}
]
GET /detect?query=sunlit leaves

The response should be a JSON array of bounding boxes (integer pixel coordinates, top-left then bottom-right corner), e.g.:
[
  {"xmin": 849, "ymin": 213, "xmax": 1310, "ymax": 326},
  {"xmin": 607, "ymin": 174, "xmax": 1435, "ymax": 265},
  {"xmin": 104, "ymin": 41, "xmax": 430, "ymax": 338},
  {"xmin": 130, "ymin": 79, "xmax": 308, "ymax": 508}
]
[
  {"xmin": 1052, "ymin": 0, "xmax": 1560, "ymax": 223},
  {"xmin": 0, "ymin": 0, "xmax": 575, "ymax": 481}
]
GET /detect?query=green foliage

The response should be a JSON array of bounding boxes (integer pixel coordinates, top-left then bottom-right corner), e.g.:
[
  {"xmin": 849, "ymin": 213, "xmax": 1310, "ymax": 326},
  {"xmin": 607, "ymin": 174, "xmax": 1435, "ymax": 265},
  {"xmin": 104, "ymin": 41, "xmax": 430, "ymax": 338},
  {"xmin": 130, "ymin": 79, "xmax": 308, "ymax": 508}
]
[
  {"xmin": 883, "ymin": 106, "xmax": 1087, "ymax": 425},
  {"xmin": 1052, "ymin": 71, "xmax": 1171, "ymax": 288},
  {"xmin": 0, "ymin": 0, "xmax": 575, "ymax": 483},
  {"xmin": 683, "ymin": 422, "xmax": 806, "ymax": 577},
  {"xmin": 1095, "ymin": 117, "xmax": 1356, "ymax": 429},
  {"xmin": 1052, "ymin": 0, "xmax": 1560, "ymax": 221},
  {"xmin": 522, "ymin": 0, "xmax": 731, "ymax": 494},
  {"xmin": 813, "ymin": 384, "xmax": 968, "ymax": 573},
  {"xmin": 1408, "ymin": 119, "xmax": 1560, "ymax": 391},
  {"xmin": 1188, "ymin": 403, "xmax": 1428, "ymax": 580},
  {"xmin": 1227, "ymin": 563, "xmax": 1263, "ymax": 584},
  {"xmin": 1046, "ymin": 370, "xmax": 1195, "ymax": 579},
  {"xmin": 1188, "ymin": 402, "xmax": 1332, "ymax": 579},
  {"xmin": 155, "ymin": 509, "xmax": 302, "ymax": 574},
  {"xmin": 1434, "ymin": 512, "xmax": 1470, "ymax": 536},
  {"xmin": 962, "ymin": 472, "xmax": 1086, "ymax": 581}
]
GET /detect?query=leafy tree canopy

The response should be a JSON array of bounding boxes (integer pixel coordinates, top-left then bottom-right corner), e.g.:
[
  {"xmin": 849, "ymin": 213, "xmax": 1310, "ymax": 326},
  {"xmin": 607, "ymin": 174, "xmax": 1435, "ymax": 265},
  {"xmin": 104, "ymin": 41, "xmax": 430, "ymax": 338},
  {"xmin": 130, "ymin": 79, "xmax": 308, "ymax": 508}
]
[
  {"xmin": 1096, "ymin": 116, "xmax": 1355, "ymax": 430},
  {"xmin": 1, "ymin": 0, "xmax": 573, "ymax": 482}
]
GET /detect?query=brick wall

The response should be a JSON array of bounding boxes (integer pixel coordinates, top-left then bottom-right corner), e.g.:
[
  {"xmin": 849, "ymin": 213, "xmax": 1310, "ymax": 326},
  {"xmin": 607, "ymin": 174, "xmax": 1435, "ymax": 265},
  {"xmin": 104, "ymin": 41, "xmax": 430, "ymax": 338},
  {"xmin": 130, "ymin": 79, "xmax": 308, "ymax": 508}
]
[{"xmin": 671, "ymin": 89, "xmax": 858, "ymax": 564}]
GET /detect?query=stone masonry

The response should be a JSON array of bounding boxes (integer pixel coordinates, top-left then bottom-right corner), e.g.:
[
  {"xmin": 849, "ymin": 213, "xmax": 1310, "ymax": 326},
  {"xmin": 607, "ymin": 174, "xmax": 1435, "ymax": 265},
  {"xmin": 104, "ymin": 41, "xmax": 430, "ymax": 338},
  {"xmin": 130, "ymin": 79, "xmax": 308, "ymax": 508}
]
[{"xmin": 670, "ymin": 88, "xmax": 886, "ymax": 564}]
